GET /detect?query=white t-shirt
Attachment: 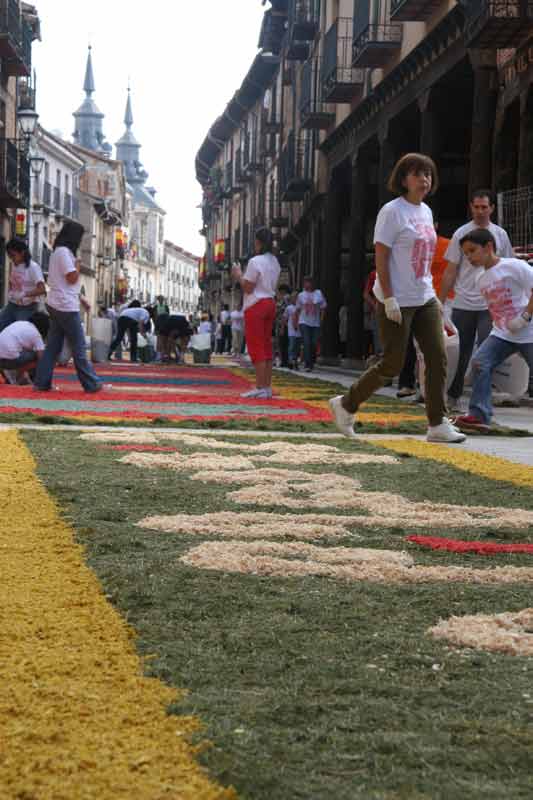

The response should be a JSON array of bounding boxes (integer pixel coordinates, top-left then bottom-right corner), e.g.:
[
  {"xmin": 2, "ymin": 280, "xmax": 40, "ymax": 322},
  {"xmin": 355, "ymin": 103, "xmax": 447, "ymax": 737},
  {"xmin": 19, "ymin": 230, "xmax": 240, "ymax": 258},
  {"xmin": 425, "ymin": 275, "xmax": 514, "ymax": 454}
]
[
  {"xmin": 373, "ymin": 197, "xmax": 437, "ymax": 307},
  {"xmin": 445, "ymin": 221, "xmax": 514, "ymax": 311},
  {"xmin": 242, "ymin": 253, "xmax": 280, "ymax": 312},
  {"xmin": 198, "ymin": 320, "xmax": 212, "ymax": 334},
  {"xmin": 284, "ymin": 303, "xmax": 299, "ymax": 337},
  {"xmin": 8, "ymin": 260, "xmax": 44, "ymax": 306},
  {"xmin": 46, "ymin": 247, "xmax": 81, "ymax": 313},
  {"xmin": 230, "ymin": 310, "xmax": 244, "ymax": 332},
  {"xmin": 0, "ymin": 320, "xmax": 45, "ymax": 360},
  {"xmin": 121, "ymin": 307, "xmax": 150, "ymax": 324},
  {"xmin": 477, "ymin": 258, "xmax": 533, "ymax": 344},
  {"xmin": 296, "ymin": 289, "xmax": 327, "ymax": 327},
  {"xmin": 220, "ymin": 310, "xmax": 230, "ymax": 325}
]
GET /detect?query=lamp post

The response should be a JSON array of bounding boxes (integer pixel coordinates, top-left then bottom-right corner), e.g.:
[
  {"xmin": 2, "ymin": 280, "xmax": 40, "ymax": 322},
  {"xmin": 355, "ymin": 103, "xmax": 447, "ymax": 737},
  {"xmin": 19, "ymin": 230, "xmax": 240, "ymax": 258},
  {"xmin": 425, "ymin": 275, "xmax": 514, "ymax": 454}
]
[{"xmin": 17, "ymin": 104, "xmax": 39, "ymax": 241}]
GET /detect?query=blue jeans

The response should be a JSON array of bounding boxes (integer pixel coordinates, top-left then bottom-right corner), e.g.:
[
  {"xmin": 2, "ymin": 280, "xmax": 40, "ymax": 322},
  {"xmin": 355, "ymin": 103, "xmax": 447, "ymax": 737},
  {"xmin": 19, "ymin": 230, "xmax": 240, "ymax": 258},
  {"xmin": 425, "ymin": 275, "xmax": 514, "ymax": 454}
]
[
  {"xmin": 288, "ymin": 335, "xmax": 301, "ymax": 364},
  {"xmin": 469, "ymin": 335, "xmax": 533, "ymax": 423},
  {"xmin": 449, "ymin": 308, "xmax": 492, "ymax": 399},
  {"xmin": 299, "ymin": 324, "xmax": 320, "ymax": 369},
  {"xmin": 0, "ymin": 301, "xmax": 39, "ymax": 332},
  {"xmin": 35, "ymin": 306, "xmax": 101, "ymax": 392}
]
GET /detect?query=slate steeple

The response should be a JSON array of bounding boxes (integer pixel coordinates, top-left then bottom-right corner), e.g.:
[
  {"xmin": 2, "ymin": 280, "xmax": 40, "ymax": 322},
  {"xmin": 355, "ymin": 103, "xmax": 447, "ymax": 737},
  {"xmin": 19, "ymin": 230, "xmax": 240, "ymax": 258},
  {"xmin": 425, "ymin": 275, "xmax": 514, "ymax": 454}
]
[
  {"xmin": 73, "ymin": 46, "xmax": 112, "ymax": 155},
  {"xmin": 115, "ymin": 87, "xmax": 148, "ymax": 186}
]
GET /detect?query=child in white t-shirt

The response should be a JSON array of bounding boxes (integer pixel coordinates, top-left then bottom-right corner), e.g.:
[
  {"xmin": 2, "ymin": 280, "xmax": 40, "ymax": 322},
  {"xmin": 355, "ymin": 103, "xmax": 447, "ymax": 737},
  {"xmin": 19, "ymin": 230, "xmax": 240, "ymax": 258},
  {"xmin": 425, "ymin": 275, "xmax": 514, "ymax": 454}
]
[
  {"xmin": 454, "ymin": 228, "xmax": 533, "ymax": 430},
  {"xmin": 284, "ymin": 293, "xmax": 301, "ymax": 369},
  {"xmin": 0, "ymin": 313, "xmax": 49, "ymax": 384}
]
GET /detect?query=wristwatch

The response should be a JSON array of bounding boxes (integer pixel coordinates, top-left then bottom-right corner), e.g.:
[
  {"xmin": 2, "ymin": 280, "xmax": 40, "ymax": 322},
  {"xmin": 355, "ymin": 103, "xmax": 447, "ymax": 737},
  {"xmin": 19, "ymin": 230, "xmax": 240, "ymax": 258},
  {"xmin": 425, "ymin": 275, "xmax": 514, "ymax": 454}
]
[{"xmin": 521, "ymin": 311, "xmax": 533, "ymax": 322}]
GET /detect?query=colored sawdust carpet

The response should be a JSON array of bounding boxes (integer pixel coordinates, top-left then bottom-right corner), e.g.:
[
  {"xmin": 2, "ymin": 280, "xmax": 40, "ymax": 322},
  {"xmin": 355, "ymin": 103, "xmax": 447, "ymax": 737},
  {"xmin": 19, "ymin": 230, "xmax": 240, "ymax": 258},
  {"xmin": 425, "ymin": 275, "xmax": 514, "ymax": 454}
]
[
  {"xmin": 0, "ymin": 362, "xmax": 329, "ymax": 428},
  {"xmin": 23, "ymin": 428, "xmax": 533, "ymax": 799},
  {"xmin": 0, "ymin": 429, "xmax": 234, "ymax": 800}
]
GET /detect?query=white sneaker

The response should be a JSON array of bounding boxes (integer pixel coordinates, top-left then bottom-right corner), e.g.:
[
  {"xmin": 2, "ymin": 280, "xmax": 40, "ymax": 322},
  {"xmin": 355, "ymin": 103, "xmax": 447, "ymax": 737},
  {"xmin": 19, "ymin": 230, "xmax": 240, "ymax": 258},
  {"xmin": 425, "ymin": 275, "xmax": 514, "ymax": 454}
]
[
  {"xmin": 427, "ymin": 418, "xmax": 466, "ymax": 443},
  {"xmin": 241, "ymin": 388, "xmax": 263, "ymax": 398},
  {"xmin": 329, "ymin": 395, "xmax": 357, "ymax": 439}
]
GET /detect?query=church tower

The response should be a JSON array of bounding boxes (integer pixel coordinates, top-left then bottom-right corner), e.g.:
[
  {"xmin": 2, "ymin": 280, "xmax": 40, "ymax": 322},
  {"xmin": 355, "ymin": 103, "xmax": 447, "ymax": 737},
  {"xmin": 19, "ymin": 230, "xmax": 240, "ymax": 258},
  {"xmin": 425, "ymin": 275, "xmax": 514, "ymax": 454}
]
[
  {"xmin": 73, "ymin": 46, "xmax": 112, "ymax": 155},
  {"xmin": 115, "ymin": 87, "xmax": 149, "ymax": 186}
]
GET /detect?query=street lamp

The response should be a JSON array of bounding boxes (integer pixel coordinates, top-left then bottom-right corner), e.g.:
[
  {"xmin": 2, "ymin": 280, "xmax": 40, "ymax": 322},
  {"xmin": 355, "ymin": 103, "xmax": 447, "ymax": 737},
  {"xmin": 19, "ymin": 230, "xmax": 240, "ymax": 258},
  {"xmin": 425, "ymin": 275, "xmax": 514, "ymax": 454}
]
[
  {"xmin": 18, "ymin": 107, "xmax": 39, "ymax": 143},
  {"xmin": 30, "ymin": 156, "xmax": 45, "ymax": 178}
]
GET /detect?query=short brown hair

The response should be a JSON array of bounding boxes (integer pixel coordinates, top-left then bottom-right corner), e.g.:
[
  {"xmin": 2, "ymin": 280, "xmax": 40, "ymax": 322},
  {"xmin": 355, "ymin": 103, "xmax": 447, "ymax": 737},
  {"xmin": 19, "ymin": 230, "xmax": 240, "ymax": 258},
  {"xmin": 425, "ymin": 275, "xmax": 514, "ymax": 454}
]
[{"xmin": 387, "ymin": 153, "xmax": 439, "ymax": 197}]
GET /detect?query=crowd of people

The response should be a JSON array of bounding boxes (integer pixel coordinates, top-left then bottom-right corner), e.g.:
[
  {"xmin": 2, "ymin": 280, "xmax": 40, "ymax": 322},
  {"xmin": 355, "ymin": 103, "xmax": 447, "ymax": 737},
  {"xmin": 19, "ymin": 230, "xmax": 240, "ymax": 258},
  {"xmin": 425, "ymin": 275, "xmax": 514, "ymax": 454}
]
[{"xmin": 0, "ymin": 160, "xmax": 532, "ymax": 441}]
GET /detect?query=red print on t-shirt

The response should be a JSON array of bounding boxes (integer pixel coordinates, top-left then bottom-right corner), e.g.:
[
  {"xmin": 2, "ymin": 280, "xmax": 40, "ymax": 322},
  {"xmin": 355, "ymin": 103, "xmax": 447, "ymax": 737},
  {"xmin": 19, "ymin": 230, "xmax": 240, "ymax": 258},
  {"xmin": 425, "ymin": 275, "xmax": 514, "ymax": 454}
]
[
  {"xmin": 411, "ymin": 223, "xmax": 436, "ymax": 279},
  {"xmin": 482, "ymin": 279, "xmax": 517, "ymax": 328}
]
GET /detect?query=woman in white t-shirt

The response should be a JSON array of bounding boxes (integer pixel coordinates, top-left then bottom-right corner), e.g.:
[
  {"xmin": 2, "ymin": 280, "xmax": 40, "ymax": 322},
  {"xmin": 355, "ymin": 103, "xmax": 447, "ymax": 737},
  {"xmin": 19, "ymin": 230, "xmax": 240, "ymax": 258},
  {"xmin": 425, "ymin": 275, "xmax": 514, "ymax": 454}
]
[
  {"xmin": 109, "ymin": 301, "xmax": 151, "ymax": 363},
  {"xmin": 329, "ymin": 152, "xmax": 465, "ymax": 444},
  {"xmin": 34, "ymin": 222, "xmax": 103, "ymax": 393},
  {"xmin": 232, "ymin": 228, "xmax": 280, "ymax": 398},
  {"xmin": 0, "ymin": 239, "xmax": 45, "ymax": 332}
]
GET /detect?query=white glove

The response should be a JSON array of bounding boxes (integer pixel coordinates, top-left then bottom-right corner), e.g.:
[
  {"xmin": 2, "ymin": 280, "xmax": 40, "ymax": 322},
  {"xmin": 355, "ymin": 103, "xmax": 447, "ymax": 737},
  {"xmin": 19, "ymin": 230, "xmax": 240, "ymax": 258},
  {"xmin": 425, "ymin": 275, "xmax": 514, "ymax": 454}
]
[
  {"xmin": 384, "ymin": 297, "xmax": 402, "ymax": 325},
  {"xmin": 507, "ymin": 311, "xmax": 532, "ymax": 333}
]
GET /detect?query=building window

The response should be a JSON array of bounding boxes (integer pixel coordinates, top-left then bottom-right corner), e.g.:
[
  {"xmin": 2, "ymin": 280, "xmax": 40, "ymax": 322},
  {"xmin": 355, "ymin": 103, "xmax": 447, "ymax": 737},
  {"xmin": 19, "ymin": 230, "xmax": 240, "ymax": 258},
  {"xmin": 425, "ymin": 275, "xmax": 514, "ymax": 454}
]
[{"xmin": 56, "ymin": 169, "xmax": 61, "ymax": 188}]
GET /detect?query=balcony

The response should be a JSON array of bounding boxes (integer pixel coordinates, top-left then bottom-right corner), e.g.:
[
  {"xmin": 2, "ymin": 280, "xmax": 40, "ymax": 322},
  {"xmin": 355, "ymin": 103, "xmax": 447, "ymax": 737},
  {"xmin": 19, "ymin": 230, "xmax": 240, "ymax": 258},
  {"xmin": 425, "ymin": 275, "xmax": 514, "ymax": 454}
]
[
  {"xmin": 0, "ymin": 137, "xmax": 29, "ymax": 209},
  {"xmin": 300, "ymin": 59, "xmax": 335, "ymax": 130},
  {"xmin": 63, "ymin": 193, "xmax": 72, "ymax": 218},
  {"xmin": 323, "ymin": 18, "xmax": 365, "ymax": 103},
  {"xmin": 262, "ymin": 108, "xmax": 282, "ymax": 135},
  {"xmin": 458, "ymin": 1, "xmax": 533, "ymax": 48},
  {"xmin": 280, "ymin": 130, "xmax": 313, "ymax": 202},
  {"xmin": 391, "ymin": 0, "xmax": 442, "ymax": 21},
  {"xmin": 258, "ymin": 7, "xmax": 287, "ymax": 56},
  {"xmin": 268, "ymin": 188, "xmax": 289, "ymax": 228},
  {"xmin": 0, "ymin": 1, "xmax": 32, "ymax": 77},
  {"xmin": 352, "ymin": 23, "xmax": 402, "ymax": 68},
  {"xmin": 242, "ymin": 131, "xmax": 261, "ymax": 176},
  {"xmin": 223, "ymin": 160, "xmax": 240, "ymax": 197},
  {"xmin": 235, "ymin": 148, "xmax": 252, "ymax": 185},
  {"xmin": 286, "ymin": 0, "xmax": 320, "ymax": 60},
  {"xmin": 53, "ymin": 186, "xmax": 61, "ymax": 213},
  {"xmin": 72, "ymin": 196, "xmax": 80, "ymax": 220}
]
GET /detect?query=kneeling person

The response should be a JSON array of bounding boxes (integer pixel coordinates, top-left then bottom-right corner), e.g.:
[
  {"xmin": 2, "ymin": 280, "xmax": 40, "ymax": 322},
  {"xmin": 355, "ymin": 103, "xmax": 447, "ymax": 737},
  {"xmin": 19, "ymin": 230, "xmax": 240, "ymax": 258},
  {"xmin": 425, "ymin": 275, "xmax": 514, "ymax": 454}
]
[
  {"xmin": 156, "ymin": 314, "xmax": 193, "ymax": 363},
  {"xmin": 455, "ymin": 228, "xmax": 533, "ymax": 431},
  {"xmin": 0, "ymin": 312, "xmax": 49, "ymax": 384}
]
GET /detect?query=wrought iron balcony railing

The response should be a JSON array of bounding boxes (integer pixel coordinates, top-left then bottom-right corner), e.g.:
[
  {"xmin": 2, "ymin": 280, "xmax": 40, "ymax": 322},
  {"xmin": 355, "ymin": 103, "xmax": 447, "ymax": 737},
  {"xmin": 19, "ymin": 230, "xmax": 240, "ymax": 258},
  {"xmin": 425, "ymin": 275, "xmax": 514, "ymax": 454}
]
[
  {"xmin": 323, "ymin": 17, "xmax": 365, "ymax": 104},
  {"xmin": 300, "ymin": 58, "xmax": 335, "ymax": 131},
  {"xmin": 352, "ymin": 23, "xmax": 403, "ymax": 69},
  {"xmin": 286, "ymin": 0, "xmax": 320, "ymax": 60},
  {"xmin": 458, "ymin": 0, "xmax": 533, "ymax": 48},
  {"xmin": 0, "ymin": 137, "xmax": 29, "ymax": 209},
  {"xmin": 0, "ymin": 0, "xmax": 32, "ymax": 77},
  {"xmin": 280, "ymin": 130, "xmax": 314, "ymax": 202}
]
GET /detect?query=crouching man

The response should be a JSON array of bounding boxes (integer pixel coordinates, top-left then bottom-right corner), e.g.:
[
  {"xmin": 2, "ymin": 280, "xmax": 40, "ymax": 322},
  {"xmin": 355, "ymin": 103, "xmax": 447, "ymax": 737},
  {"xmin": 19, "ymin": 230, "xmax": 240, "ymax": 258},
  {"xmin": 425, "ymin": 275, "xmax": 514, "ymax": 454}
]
[
  {"xmin": 454, "ymin": 229, "xmax": 533, "ymax": 432},
  {"xmin": 0, "ymin": 312, "xmax": 49, "ymax": 384}
]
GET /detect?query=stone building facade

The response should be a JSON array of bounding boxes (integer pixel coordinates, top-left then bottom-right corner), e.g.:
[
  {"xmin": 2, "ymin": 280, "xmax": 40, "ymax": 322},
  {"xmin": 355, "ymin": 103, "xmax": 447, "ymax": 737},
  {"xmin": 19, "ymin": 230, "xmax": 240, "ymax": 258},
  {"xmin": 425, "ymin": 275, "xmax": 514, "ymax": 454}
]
[
  {"xmin": 197, "ymin": 0, "xmax": 533, "ymax": 361},
  {"xmin": 162, "ymin": 241, "xmax": 200, "ymax": 315}
]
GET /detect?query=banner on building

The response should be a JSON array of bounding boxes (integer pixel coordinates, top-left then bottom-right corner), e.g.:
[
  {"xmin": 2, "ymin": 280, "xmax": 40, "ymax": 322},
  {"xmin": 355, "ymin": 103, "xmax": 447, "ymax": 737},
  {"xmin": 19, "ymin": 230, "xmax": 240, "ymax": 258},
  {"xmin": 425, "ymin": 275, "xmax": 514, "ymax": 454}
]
[
  {"xmin": 199, "ymin": 255, "xmax": 207, "ymax": 281},
  {"xmin": 214, "ymin": 238, "xmax": 225, "ymax": 264},
  {"xmin": 16, "ymin": 210, "xmax": 27, "ymax": 237}
]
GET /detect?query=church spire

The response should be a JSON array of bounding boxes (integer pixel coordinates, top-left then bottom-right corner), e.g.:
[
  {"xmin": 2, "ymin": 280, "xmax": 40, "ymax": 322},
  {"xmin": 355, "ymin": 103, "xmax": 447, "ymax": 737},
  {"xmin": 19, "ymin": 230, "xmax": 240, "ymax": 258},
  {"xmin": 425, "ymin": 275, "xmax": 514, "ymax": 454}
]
[
  {"xmin": 124, "ymin": 86, "xmax": 134, "ymax": 129},
  {"xmin": 73, "ymin": 45, "xmax": 111, "ymax": 155},
  {"xmin": 83, "ymin": 45, "xmax": 95, "ymax": 96}
]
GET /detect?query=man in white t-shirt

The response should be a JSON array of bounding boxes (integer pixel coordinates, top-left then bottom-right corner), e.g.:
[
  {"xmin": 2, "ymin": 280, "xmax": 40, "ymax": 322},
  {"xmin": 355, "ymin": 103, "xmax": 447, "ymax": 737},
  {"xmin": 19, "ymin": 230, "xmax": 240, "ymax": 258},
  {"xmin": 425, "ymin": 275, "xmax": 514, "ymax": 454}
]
[
  {"xmin": 296, "ymin": 277, "xmax": 327, "ymax": 371},
  {"xmin": 108, "ymin": 302, "xmax": 150, "ymax": 362},
  {"xmin": 439, "ymin": 189, "xmax": 514, "ymax": 411},
  {"xmin": 452, "ymin": 228, "xmax": 533, "ymax": 431},
  {"xmin": 0, "ymin": 313, "xmax": 49, "ymax": 384}
]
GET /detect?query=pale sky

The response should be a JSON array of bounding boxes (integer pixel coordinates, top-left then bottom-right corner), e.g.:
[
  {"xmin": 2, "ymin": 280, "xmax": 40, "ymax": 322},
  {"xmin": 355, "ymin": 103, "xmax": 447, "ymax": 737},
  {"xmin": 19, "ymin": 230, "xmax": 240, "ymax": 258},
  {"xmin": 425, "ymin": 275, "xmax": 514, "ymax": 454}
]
[{"xmin": 32, "ymin": 1, "xmax": 266, "ymax": 257}]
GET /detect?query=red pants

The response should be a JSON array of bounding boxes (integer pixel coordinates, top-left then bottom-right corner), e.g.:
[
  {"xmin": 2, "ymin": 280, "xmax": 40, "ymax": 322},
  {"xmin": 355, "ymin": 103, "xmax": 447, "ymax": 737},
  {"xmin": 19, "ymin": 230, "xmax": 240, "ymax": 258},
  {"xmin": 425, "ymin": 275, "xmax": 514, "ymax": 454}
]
[{"xmin": 244, "ymin": 298, "xmax": 275, "ymax": 364}]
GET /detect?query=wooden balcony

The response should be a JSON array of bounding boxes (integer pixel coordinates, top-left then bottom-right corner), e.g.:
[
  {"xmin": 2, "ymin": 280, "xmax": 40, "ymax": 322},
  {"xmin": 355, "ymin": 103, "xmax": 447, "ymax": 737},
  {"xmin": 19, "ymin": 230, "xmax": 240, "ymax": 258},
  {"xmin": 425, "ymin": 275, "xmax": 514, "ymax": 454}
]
[
  {"xmin": 0, "ymin": 137, "xmax": 30, "ymax": 209},
  {"xmin": 352, "ymin": 24, "xmax": 402, "ymax": 68},
  {"xmin": 390, "ymin": 0, "xmax": 442, "ymax": 21},
  {"xmin": 323, "ymin": 18, "xmax": 365, "ymax": 104},
  {"xmin": 0, "ymin": 0, "xmax": 32, "ymax": 77},
  {"xmin": 459, "ymin": 0, "xmax": 533, "ymax": 48}
]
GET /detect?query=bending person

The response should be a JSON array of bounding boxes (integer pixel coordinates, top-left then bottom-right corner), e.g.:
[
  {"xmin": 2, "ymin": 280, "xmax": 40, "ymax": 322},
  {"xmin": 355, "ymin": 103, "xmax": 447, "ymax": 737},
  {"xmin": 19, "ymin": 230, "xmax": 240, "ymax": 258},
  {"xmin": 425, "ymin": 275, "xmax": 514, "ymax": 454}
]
[
  {"xmin": 108, "ymin": 301, "xmax": 150, "ymax": 363},
  {"xmin": 232, "ymin": 227, "xmax": 280, "ymax": 399},
  {"xmin": 0, "ymin": 239, "xmax": 45, "ymax": 332},
  {"xmin": 329, "ymin": 152, "xmax": 465, "ymax": 444},
  {"xmin": 34, "ymin": 222, "xmax": 103, "ymax": 393},
  {"xmin": 0, "ymin": 312, "xmax": 49, "ymax": 384}
]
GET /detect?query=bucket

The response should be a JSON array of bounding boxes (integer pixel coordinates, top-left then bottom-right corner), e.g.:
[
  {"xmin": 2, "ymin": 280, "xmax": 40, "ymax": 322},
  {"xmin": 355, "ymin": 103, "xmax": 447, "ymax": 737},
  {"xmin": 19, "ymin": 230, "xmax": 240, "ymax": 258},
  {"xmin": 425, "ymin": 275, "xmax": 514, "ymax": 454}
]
[
  {"xmin": 492, "ymin": 353, "xmax": 530, "ymax": 399},
  {"xmin": 91, "ymin": 317, "xmax": 113, "ymax": 363}
]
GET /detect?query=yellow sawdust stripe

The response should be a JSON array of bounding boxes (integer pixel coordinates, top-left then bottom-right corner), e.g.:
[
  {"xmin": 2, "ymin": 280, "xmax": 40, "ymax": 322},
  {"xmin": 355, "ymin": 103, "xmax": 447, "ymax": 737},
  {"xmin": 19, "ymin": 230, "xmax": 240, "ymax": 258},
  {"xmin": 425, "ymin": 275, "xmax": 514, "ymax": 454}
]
[
  {"xmin": 0, "ymin": 430, "xmax": 235, "ymax": 800},
  {"xmin": 371, "ymin": 438, "xmax": 533, "ymax": 489}
]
